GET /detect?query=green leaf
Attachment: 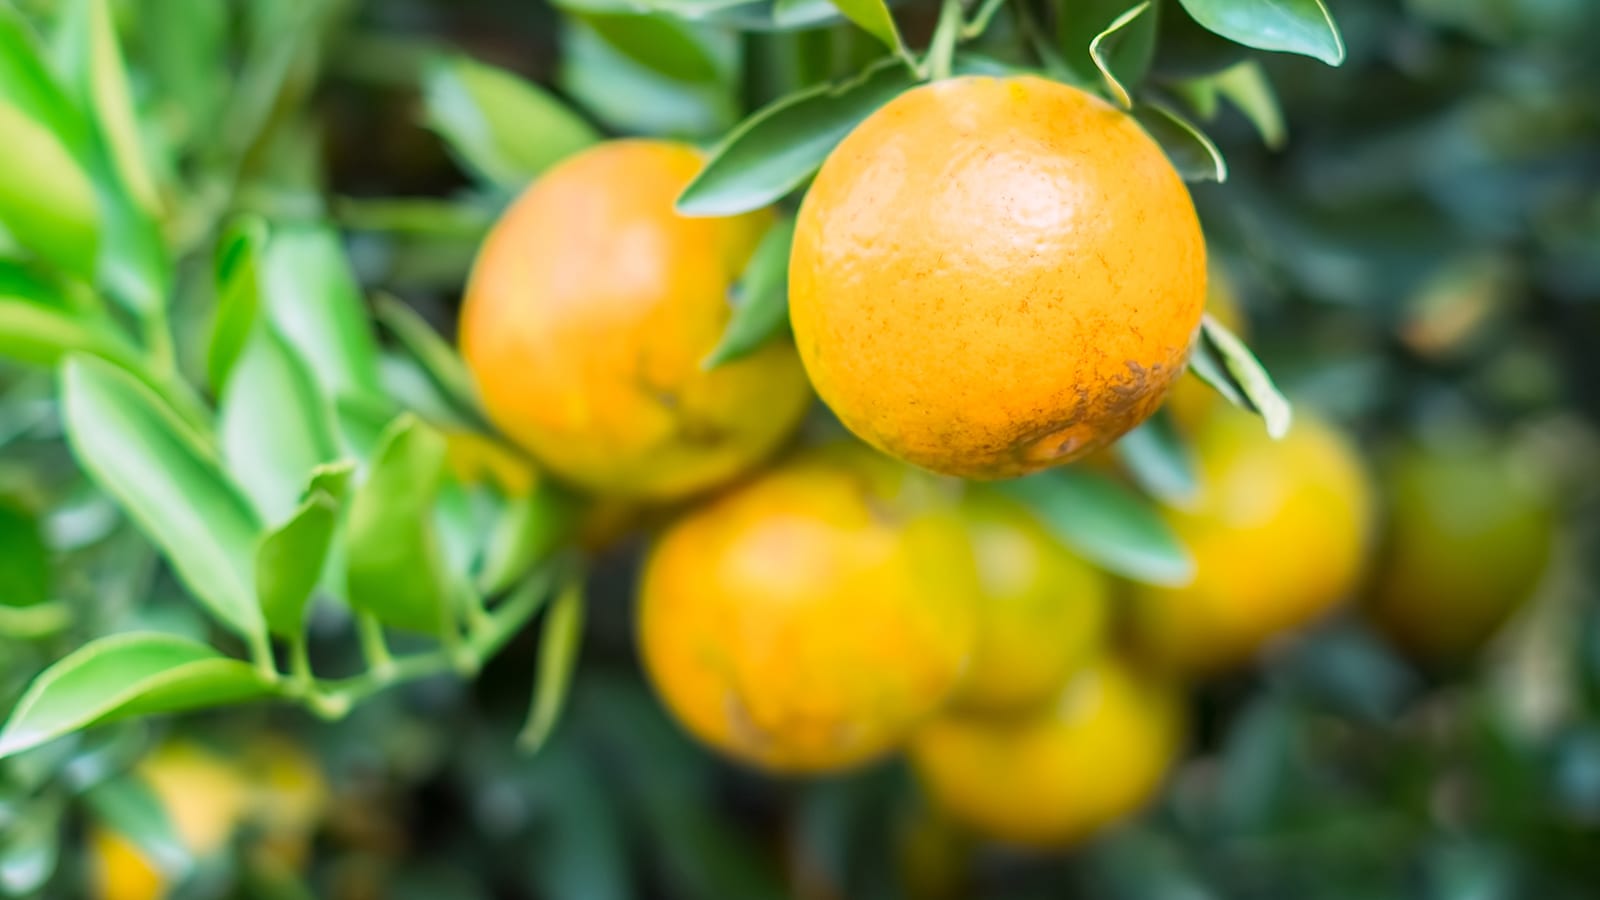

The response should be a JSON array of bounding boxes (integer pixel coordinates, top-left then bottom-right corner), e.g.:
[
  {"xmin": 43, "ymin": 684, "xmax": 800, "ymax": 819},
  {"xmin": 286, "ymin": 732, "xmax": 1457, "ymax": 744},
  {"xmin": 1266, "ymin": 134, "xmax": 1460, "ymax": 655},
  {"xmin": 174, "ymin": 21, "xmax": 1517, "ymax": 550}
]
[
  {"xmin": 1114, "ymin": 412, "xmax": 1198, "ymax": 509},
  {"xmin": 998, "ymin": 468, "xmax": 1193, "ymax": 587},
  {"xmin": 555, "ymin": 0, "xmax": 727, "ymax": 84},
  {"xmin": 60, "ymin": 356, "xmax": 265, "ymax": 639},
  {"xmin": 0, "ymin": 633, "xmax": 272, "ymax": 760},
  {"xmin": 219, "ymin": 325, "xmax": 338, "ymax": 523},
  {"xmin": 344, "ymin": 414, "xmax": 453, "ymax": 635},
  {"xmin": 0, "ymin": 297, "xmax": 140, "ymax": 369},
  {"xmin": 260, "ymin": 225, "xmax": 385, "ymax": 405},
  {"xmin": 1188, "ymin": 313, "xmax": 1292, "ymax": 438},
  {"xmin": 422, "ymin": 55, "xmax": 600, "ymax": 189},
  {"xmin": 477, "ymin": 480, "xmax": 580, "ymax": 597},
  {"xmin": 0, "ymin": 499, "xmax": 49, "ymax": 609},
  {"xmin": 1088, "ymin": 2, "xmax": 1157, "ymax": 108},
  {"xmin": 206, "ymin": 219, "xmax": 267, "ymax": 394},
  {"xmin": 519, "ymin": 571, "xmax": 586, "ymax": 754},
  {"xmin": 0, "ymin": 798, "xmax": 59, "ymax": 895},
  {"xmin": 703, "ymin": 218, "xmax": 795, "ymax": 369},
  {"xmin": 1211, "ymin": 59, "xmax": 1285, "ymax": 149},
  {"xmin": 256, "ymin": 489, "xmax": 340, "ymax": 640},
  {"xmin": 826, "ymin": 0, "xmax": 903, "ymax": 53},
  {"xmin": 374, "ymin": 294, "xmax": 485, "ymax": 425},
  {"xmin": 82, "ymin": 775, "xmax": 190, "ymax": 878},
  {"xmin": 1133, "ymin": 101, "xmax": 1227, "ymax": 182},
  {"xmin": 677, "ymin": 58, "xmax": 917, "ymax": 216},
  {"xmin": 0, "ymin": 101, "xmax": 100, "ymax": 279},
  {"xmin": 1173, "ymin": 0, "xmax": 1344, "ymax": 66},
  {"xmin": 0, "ymin": 6, "xmax": 90, "ymax": 150},
  {"xmin": 58, "ymin": 0, "xmax": 160, "ymax": 214}
]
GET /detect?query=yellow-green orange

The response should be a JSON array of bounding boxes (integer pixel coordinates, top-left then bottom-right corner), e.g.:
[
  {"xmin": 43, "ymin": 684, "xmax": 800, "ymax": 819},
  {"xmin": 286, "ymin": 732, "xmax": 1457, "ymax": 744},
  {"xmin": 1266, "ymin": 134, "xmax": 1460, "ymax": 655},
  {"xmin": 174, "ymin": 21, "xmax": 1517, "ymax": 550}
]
[
  {"xmin": 949, "ymin": 488, "xmax": 1109, "ymax": 716},
  {"xmin": 461, "ymin": 139, "xmax": 811, "ymax": 500},
  {"xmin": 638, "ymin": 444, "xmax": 978, "ymax": 773},
  {"xmin": 911, "ymin": 657, "xmax": 1184, "ymax": 848},
  {"xmin": 1366, "ymin": 440, "xmax": 1556, "ymax": 665},
  {"xmin": 1131, "ymin": 407, "xmax": 1373, "ymax": 673},
  {"xmin": 790, "ymin": 76, "xmax": 1206, "ymax": 479}
]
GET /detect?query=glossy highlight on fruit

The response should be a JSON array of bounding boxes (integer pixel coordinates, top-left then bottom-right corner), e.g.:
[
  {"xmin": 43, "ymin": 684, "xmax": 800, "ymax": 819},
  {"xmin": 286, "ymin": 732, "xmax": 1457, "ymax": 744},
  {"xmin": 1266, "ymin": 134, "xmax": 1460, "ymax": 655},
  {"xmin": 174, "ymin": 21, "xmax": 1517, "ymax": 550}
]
[
  {"xmin": 461, "ymin": 139, "xmax": 811, "ymax": 500},
  {"xmin": 789, "ymin": 75, "xmax": 1206, "ymax": 479},
  {"xmin": 637, "ymin": 444, "xmax": 978, "ymax": 773}
]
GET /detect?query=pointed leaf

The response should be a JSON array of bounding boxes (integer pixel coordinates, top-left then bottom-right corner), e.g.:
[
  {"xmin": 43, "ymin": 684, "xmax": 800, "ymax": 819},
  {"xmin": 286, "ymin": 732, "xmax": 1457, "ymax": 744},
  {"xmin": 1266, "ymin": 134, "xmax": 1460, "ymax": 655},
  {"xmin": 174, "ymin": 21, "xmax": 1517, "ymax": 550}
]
[
  {"xmin": 1188, "ymin": 313, "xmax": 1292, "ymax": 438},
  {"xmin": 219, "ymin": 326, "xmax": 338, "ymax": 523},
  {"xmin": 205, "ymin": 219, "xmax": 266, "ymax": 394},
  {"xmin": 997, "ymin": 468, "xmax": 1194, "ymax": 586},
  {"xmin": 1114, "ymin": 412, "xmax": 1198, "ymax": 508},
  {"xmin": 60, "ymin": 0, "xmax": 160, "ymax": 213},
  {"xmin": 0, "ymin": 297, "xmax": 140, "ymax": 369},
  {"xmin": 374, "ymin": 294, "xmax": 485, "ymax": 424},
  {"xmin": 677, "ymin": 58, "xmax": 916, "ymax": 216},
  {"xmin": 826, "ymin": 0, "xmax": 903, "ymax": 53},
  {"xmin": 703, "ymin": 218, "xmax": 795, "ymax": 369},
  {"xmin": 1060, "ymin": 0, "xmax": 1158, "ymax": 89},
  {"xmin": 422, "ymin": 55, "xmax": 599, "ymax": 189},
  {"xmin": 61, "ymin": 356, "xmax": 265, "ymax": 639},
  {"xmin": 260, "ymin": 225, "xmax": 385, "ymax": 405},
  {"xmin": 1212, "ymin": 59, "xmax": 1284, "ymax": 148},
  {"xmin": 82, "ymin": 775, "xmax": 190, "ymax": 878},
  {"xmin": 1089, "ymin": 2, "xmax": 1153, "ymax": 108},
  {"xmin": 518, "ymin": 572, "xmax": 586, "ymax": 754},
  {"xmin": 256, "ymin": 490, "xmax": 340, "ymax": 640},
  {"xmin": 1134, "ymin": 101, "xmax": 1227, "ymax": 182},
  {"xmin": 344, "ymin": 415, "xmax": 453, "ymax": 634},
  {"xmin": 1174, "ymin": 0, "xmax": 1344, "ymax": 65},
  {"xmin": 0, "ymin": 101, "xmax": 99, "ymax": 279},
  {"xmin": 0, "ymin": 633, "xmax": 272, "ymax": 759}
]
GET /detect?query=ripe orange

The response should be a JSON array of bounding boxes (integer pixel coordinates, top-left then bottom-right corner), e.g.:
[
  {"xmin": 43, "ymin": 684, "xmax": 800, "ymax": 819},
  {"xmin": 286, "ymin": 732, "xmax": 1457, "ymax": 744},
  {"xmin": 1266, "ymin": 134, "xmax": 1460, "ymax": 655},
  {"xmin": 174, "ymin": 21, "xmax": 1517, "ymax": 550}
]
[
  {"xmin": 1365, "ymin": 439, "xmax": 1556, "ymax": 665},
  {"xmin": 461, "ymin": 139, "xmax": 811, "ymax": 500},
  {"xmin": 1131, "ymin": 406, "xmax": 1374, "ymax": 673},
  {"xmin": 910, "ymin": 657, "xmax": 1184, "ymax": 848},
  {"xmin": 948, "ymin": 487, "xmax": 1109, "ymax": 716},
  {"xmin": 789, "ymin": 75, "xmax": 1206, "ymax": 479},
  {"xmin": 637, "ymin": 444, "xmax": 978, "ymax": 772}
]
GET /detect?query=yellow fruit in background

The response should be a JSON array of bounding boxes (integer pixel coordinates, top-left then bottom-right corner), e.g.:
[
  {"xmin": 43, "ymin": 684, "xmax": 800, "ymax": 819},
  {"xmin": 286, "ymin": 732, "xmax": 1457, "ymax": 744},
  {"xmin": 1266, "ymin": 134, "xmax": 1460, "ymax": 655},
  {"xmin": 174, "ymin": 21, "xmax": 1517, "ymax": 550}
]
[
  {"xmin": 1165, "ymin": 264, "xmax": 1248, "ymax": 435},
  {"xmin": 1365, "ymin": 440, "xmax": 1556, "ymax": 665},
  {"xmin": 910, "ymin": 657, "xmax": 1184, "ymax": 848},
  {"xmin": 1131, "ymin": 407, "xmax": 1373, "ymax": 674},
  {"xmin": 948, "ymin": 488, "xmax": 1109, "ymax": 717},
  {"xmin": 88, "ymin": 742, "xmax": 251, "ymax": 900},
  {"xmin": 638, "ymin": 444, "xmax": 979, "ymax": 773},
  {"xmin": 461, "ymin": 139, "xmax": 811, "ymax": 501},
  {"xmin": 789, "ymin": 75, "xmax": 1206, "ymax": 479},
  {"xmin": 240, "ymin": 738, "xmax": 331, "ymax": 872}
]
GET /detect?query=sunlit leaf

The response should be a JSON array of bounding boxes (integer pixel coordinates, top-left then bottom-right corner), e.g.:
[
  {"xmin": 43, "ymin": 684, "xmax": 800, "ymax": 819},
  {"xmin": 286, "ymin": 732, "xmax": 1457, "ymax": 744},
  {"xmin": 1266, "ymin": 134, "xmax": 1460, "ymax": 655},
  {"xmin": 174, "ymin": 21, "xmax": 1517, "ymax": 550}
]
[
  {"xmin": 260, "ymin": 225, "xmax": 385, "ymax": 405},
  {"xmin": 1188, "ymin": 313, "xmax": 1292, "ymax": 438},
  {"xmin": 1174, "ymin": 0, "xmax": 1344, "ymax": 66},
  {"xmin": 1212, "ymin": 59, "xmax": 1285, "ymax": 148}
]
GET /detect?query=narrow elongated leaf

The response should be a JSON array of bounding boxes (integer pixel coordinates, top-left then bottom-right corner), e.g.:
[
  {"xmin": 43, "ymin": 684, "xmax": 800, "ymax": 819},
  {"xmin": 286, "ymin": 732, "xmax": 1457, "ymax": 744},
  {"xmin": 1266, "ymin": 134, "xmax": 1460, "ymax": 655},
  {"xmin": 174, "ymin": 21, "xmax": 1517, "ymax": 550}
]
[
  {"xmin": 374, "ymin": 294, "xmax": 484, "ymax": 423},
  {"xmin": 58, "ymin": 0, "xmax": 160, "ymax": 213},
  {"xmin": 1174, "ymin": 0, "xmax": 1344, "ymax": 66},
  {"xmin": 1212, "ymin": 59, "xmax": 1285, "ymax": 149},
  {"xmin": 423, "ymin": 55, "xmax": 599, "ymax": 189},
  {"xmin": 826, "ymin": 0, "xmax": 903, "ymax": 53},
  {"xmin": 83, "ymin": 775, "xmax": 190, "ymax": 878},
  {"xmin": 256, "ymin": 490, "xmax": 340, "ymax": 639},
  {"xmin": 219, "ymin": 326, "xmax": 338, "ymax": 523},
  {"xmin": 344, "ymin": 415, "xmax": 453, "ymax": 634},
  {"xmin": 206, "ymin": 219, "xmax": 266, "ymax": 393},
  {"xmin": 0, "ymin": 297, "xmax": 140, "ymax": 369},
  {"xmin": 677, "ymin": 59, "xmax": 917, "ymax": 216},
  {"xmin": 703, "ymin": 218, "xmax": 795, "ymax": 369},
  {"xmin": 61, "ymin": 356, "xmax": 264, "ymax": 639},
  {"xmin": 0, "ymin": 6, "xmax": 90, "ymax": 151},
  {"xmin": 0, "ymin": 101, "xmax": 99, "ymax": 279},
  {"xmin": 0, "ymin": 633, "xmax": 272, "ymax": 759},
  {"xmin": 1089, "ymin": 2, "xmax": 1154, "ymax": 108},
  {"xmin": 1115, "ymin": 412, "xmax": 1198, "ymax": 508},
  {"xmin": 558, "ymin": 19, "xmax": 732, "ymax": 138},
  {"xmin": 1134, "ymin": 102, "xmax": 1227, "ymax": 182},
  {"xmin": 519, "ymin": 572, "xmax": 586, "ymax": 754},
  {"xmin": 1188, "ymin": 313, "xmax": 1292, "ymax": 438},
  {"xmin": 260, "ymin": 226, "xmax": 385, "ymax": 404},
  {"xmin": 477, "ymin": 480, "xmax": 579, "ymax": 597},
  {"xmin": 998, "ymin": 468, "xmax": 1193, "ymax": 586},
  {"xmin": 1060, "ymin": 0, "xmax": 1158, "ymax": 88}
]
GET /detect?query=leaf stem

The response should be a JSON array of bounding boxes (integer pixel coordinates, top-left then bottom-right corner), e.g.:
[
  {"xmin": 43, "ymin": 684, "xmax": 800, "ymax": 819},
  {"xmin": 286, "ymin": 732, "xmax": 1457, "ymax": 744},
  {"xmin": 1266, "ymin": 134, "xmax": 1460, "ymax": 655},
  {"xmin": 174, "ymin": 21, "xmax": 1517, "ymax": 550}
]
[
  {"xmin": 925, "ymin": 0, "xmax": 965, "ymax": 81},
  {"xmin": 355, "ymin": 613, "xmax": 394, "ymax": 675},
  {"xmin": 961, "ymin": 0, "xmax": 1010, "ymax": 40}
]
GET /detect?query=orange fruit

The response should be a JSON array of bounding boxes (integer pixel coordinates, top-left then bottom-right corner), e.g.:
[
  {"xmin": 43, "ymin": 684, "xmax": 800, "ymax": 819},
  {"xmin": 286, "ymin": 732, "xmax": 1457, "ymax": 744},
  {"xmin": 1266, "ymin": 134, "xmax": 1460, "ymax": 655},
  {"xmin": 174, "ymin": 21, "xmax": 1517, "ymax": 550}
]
[
  {"xmin": 1365, "ymin": 439, "xmax": 1556, "ymax": 666},
  {"xmin": 637, "ymin": 444, "xmax": 978, "ymax": 772},
  {"xmin": 1130, "ymin": 406, "xmax": 1374, "ymax": 673},
  {"xmin": 461, "ymin": 139, "xmax": 811, "ymax": 500},
  {"xmin": 948, "ymin": 487, "xmax": 1109, "ymax": 716},
  {"xmin": 910, "ymin": 657, "xmax": 1184, "ymax": 848},
  {"xmin": 789, "ymin": 75, "xmax": 1206, "ymax": 479}
]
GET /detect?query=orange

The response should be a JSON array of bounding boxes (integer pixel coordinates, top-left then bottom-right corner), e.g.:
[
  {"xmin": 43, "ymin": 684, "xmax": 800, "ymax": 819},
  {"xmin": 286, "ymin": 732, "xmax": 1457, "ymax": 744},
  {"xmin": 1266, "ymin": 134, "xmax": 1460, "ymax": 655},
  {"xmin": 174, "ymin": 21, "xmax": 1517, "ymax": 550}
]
[
  {"xmin": 1130, "ymin": 406, "xmax": 1374, "ymax": 673},
  {"xmin": 461, "ymin": 140, "xmax": 811, "ymax": 500},
  {"xmin": 1365, "ymin": 439, "xmax": 1556, "ymax": 666},
  {"xmin": 789, "ymin": 76, "xmax": 1206, "ymax": 479},
  {"xmin": 637, "ymin": 444, "xmax": 978, "ymax": 772},
  {"xmin": 948, "ymin": 487, "xmax": 1109, "ymax": 716},
  {"xmin": 910, "ymin": 657, "xmax": 1184, "ymax": 848}
]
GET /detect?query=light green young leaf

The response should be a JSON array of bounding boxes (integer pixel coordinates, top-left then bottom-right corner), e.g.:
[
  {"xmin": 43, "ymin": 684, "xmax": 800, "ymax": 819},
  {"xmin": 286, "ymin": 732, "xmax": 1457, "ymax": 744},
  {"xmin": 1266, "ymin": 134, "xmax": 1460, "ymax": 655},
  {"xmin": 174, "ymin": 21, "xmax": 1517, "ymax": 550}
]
[
  {"xmin": 703, "ymin": 218, "xmax": 795, "ymax": 369},
  {"xmin": 344, "ymin": 414, "xmax": 454, "ymax": 635},
  {"xmin": 0, "ymin": 297, "xmax": 140, "ymax": 370},
  {"xmin": 677, "ymin": 58, "xmax": 917, "ymax": 216},
  {"xmin": 0, "ymin": 101, "xmax": 99, "ymax": 279},
  {"xmin": 826, "ymin": 0, "xmax": 903, "ymax": 54},
  {"xmin": 82, "ymin": 775, "xmax": 190, "ymax": 879},
  {"xmin": 1188, "ymin": 313, "xmax": 1292, "ymax": 438},
  {"xmin": 997, "ymin": 468, "xmax": 1193, "ymax": 587},
  {"xmin": 57, "ymin": 0, "xmax": 160, "ymax": 213},
  {"xmin": 260, "ymin": 225, "xmax": 385, "ymax": 405},
  {"xmin": 0, "ymin": 633, "xmax": 272, "ymax": 760},
  {"xmin": 1212, "ymin": 59, "xmax": 1285, "ymax": 149},
  {"xmin": 256, "ymin": 489, "xmax": 340, "ymax": 640},
  {"xmin": 1174, "ymin": 0, "xmax": 1344, "ymax": 66},
  {"xmin": 1089, "ymin": 2, "xmax": 1154, "ymax": 108},
  {"xmin": 518, "ymin": 571, "xmax": 586, "ymax": 754},
  {"xmin": 61, "ymin": 356, "xmax": 265, "ymax": 639},
  {"xmin": 206, "ymin": 219, "xmax": 266, "ymax": 394},
  {"xmin": 423, "ymin": 55, "xmax": 600, "ymax": 189},
  {"xmin": 1134, "ymin": 101, "xmax": 1228, "ymax": 182}
]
